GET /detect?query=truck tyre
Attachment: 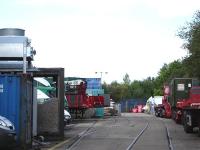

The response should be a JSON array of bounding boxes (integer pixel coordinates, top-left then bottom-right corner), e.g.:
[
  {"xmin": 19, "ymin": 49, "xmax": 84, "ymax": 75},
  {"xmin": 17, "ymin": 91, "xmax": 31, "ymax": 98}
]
[
  {"xmin": 198, "ymin": 119, "xmax": 200, "ymax": 137},
  {"xmin": 198, "ymin": 125, "xmax": 200, "ymax": 137},
  {"xmin": 175, "ymin": 118, "xmax": 180, "ymax": 124},
  {"xmin": 172, "ymin": 110, "xmax": 176, "ymax": 121},
  {"xmin": 161, "ymin": 108, "xmax": 165, "ymax": 118},
  {"xmin": 155, "ymin": 111, "xmax": 159, "ymax": 117},
  {"xmin": 183, "ymin": 111, "xmax": 193, "ymax": 133},
  {"xmin": 175, "ymin": 112, "xmax": 181, "ymax": 124}
]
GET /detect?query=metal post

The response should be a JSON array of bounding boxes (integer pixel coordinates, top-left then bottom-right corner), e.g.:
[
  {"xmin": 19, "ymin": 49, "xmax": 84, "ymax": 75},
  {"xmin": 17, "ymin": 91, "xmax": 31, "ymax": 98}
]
[
  {"xmin": 23, "ymin": 41, "xmax": 27, "ymax": 74},
  {"xmin": 95, "ymin": 72, "xmax": 108, "ymax": 84}
]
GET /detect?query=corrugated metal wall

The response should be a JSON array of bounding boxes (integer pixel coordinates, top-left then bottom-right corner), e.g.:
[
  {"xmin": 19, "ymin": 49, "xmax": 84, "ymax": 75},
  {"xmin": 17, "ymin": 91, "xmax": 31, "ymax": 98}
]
[
  {"xmin": 120, "ymin": 99, "xmax": 146, "ymax": 112},
  {"xmin": 85, "ymin": 78, "xmax": 104, "ymax": 96},
  {"xmin": 85, "ymin": 78, "xmax": 102, "ymax": 89},
  {"xmin": 0, "ymin": 75, "xmax": 20, "ymax": 138},
  {"xmin": 0, "ymin": 74, "xmax": 32, "ymax": 147}
]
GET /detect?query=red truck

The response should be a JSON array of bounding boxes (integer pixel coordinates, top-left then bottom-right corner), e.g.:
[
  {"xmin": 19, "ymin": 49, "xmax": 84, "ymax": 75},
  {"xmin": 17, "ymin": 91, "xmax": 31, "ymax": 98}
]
[
  {"xmin": 155, "ymin": 78, "xmax": 200, "ymax": 135},
  {"xmin": 171, "ymin": 83, "xmax": 200, "ymax": 134},
  {"xmin": 65, "ymin": 78, "xmax": 105, "ymax": 118},
  {"xmin": 154, "ymin": 85, "xmax": 171, "ymax": 118}
]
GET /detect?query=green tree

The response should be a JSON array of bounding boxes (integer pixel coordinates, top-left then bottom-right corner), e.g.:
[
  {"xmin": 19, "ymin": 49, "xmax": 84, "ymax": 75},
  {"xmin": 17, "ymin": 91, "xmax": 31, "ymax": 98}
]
[
  {"xmin": 142, "ymin": 77, "xmax": 155, "ymax": 98},
  {"xmin": 121, "ymin": 73, "xmax": 132, "ymax": 99},
  {"xmin": 123, "ymin": 73, "xmax": 131, "ymax": 85},
  {"xmin": 177, "ymin": 10, "xmax": 200, "ymax": 78},
  {"xmin": 130, "ymin": 80, "xmax": 144, "ymax": 98},
  {"xmin": 103, "ymin": 75, "xmax": 155, "ymax": 101},
  {"xmin": 102, "ymin": 81, "xmax": 123, "ymax": 102},
  {"xmin": 153, "ymin": 60, "xmax": 186, "ymax": 95}
]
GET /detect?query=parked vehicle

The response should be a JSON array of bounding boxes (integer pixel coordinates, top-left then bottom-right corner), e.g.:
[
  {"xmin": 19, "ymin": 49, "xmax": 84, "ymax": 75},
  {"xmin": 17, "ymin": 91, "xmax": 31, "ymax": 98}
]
[
  {"xmin": 155, "ymin": 78, "xmax": 200, "ymax": 135},
  {"xmin": 0, "ymin": 115, "xmax": 16, "ymax": 148},
  {"xmin": 104, "ymin": 100, "xmax": 118, "ymax": 116},
  {"xmin": 154, "ymin": 85, "xmax": 171, "ymax": 118},
  {"xmin": 169, "ymin": 78, "xmax": 200, "ymax": 134},
  {"xmin": 132, "ymin": 106, "xmax": 138, "ymax": 113},
  {"xmin": 65, "ymin": 77, "xmax": 105, "ymax": 118},
  {"xmin": 132, "ymin": 105, "xmax": 144, "ymax": 113},
  {"xmin": 64, "ymin": 109, "xmax": 71, "ymax": 125}
]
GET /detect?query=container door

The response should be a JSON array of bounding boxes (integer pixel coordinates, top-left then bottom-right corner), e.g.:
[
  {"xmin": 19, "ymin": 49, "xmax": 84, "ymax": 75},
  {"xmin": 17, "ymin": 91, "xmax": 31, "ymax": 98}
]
[{"xmin": 0, "ymin": 75, "xmax": 20, "ymax": 139}]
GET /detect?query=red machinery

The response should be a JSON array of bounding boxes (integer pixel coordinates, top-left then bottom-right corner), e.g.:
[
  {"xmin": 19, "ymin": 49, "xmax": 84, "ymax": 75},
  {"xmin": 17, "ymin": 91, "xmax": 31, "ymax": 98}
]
[
  {"xmin": 65, "ymin": 82, "xmax": 105, "ymax": 109},
  {"xmin": 132, "ymin": 105, "xmax": 144, "ymax": 113},
  {"xmin": 132, "ymin": 106, "xmax": 138, "ymax": 113},
  {"xmin": 65, "ymin": 78, "xmax": 105, "ymax": 118},
  {"xmin": 87, "ymin": 96, "xmax": 104, "ymax": 108},
  {"xmin": 172, "ymin": 85, "xmax": 200, "ymax": 133},
  {"xmin": 65, "ymin": 80, "xmax": 89, "ymax": 109},
  {"xmin": 154, "ymin": 85, "xmax": 171, "ymax": 118},
  {"xmin": 156, "ymin": 78, "xmax": 200, "ymax": 135},
  {"xmin": 65, "ymin": 80, "xmax": 89, "ymax": 118}
]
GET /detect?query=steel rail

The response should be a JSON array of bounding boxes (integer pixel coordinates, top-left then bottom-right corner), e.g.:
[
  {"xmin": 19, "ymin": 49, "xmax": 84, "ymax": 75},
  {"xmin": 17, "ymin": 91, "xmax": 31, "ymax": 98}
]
[
  {"xmin": 126, "ymin": 122, "xmax": 149, "ymax": 150},
  {"xmin": 66, "ymin": 121, "xmax": 97, "ymax": 150},
  {"xmin": 159, "ymin": 118, "xmax": 174, "ymax": 150},
  {"xmin": 66, "ymin": 116, "xmax": 122, "ymax": 150},
  {"xmin": 165, "ymin": 123, "xmax": 174, "ymax": 150}
]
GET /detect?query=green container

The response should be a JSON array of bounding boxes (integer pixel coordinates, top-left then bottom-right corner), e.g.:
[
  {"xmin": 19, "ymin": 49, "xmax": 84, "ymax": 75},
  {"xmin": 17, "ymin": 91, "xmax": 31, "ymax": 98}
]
[
  {"xmin": 169, "ymin": 78, "xmax": 192, "ymax": 107},
  {"xmin": 95, "ymin": 108, "xmax": 104, "ymax": 117}
]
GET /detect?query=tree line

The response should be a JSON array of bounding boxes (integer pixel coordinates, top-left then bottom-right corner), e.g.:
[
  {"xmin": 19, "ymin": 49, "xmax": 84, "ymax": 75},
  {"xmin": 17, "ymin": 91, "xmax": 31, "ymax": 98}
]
[{"xmin": 103, "ymin": 10, "xmax": 200, "ymax": 102}]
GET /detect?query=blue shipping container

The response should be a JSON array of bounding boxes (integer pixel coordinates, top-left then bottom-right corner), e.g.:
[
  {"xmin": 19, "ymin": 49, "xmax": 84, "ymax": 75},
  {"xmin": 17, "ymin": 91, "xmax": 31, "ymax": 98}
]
[
  {"xmin": 0, "ymin": 75, "xmax": 32, "ymax": 146},
  {"xmin": 86, "ymin": 89, "xmax": 104, "ymax": 96},
  {"xmin": 85, "ymin": 78, "xmax": 102, "ymax": 89},
  {"xmin": 0, "ymin": 75, "xmax": 20, "ymax": 138}
]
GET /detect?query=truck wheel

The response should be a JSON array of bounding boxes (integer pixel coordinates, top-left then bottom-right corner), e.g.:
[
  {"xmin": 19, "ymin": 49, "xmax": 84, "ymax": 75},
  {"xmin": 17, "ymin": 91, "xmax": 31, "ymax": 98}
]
[
  {"xmin": 183, "ymin": 111, "xmax": 193, "ymax": 133},
  {"xmin": 161, "ymin": 109, "xmax": 165, "ymax": 118},
  {"xmin": 198, "ymin": 120, "xmax": 200, "ymax": 137},
  {"xmin": 183, "ymin": 119, "xmax": 193, "ymax": 133},
  {"xmin": 175, "ymin": 112, "xmax": 181, "ymax": 124},
  {"xmin": 172, "ymin": 110, "xmax": 176, "ymax": 121},
  {"xmin": 155, "ymin": 111, "xmax": 159, "ymax": 117},
  {"xmin": 175, "ymin": 118, "xmax": 180, "ymax": 124},
  {"xmin": 198, "ymin": 126, "xmax": 200, "ymax": 137}
]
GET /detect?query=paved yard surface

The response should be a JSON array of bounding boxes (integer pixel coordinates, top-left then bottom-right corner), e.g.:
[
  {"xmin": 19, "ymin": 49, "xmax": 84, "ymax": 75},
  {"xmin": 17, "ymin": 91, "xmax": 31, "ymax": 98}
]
[{"xmin": 42, "ymin": 113, "xmax": 200, "ymax": 150}]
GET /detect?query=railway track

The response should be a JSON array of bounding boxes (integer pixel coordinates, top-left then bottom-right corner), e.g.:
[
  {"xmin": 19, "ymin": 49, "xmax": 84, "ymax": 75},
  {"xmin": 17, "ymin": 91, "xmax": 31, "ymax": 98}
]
[
  {"xmin": 126, "ymin": 122, "xmax": 149, "ymax": 150},
  {"xmin": 165, "ymin": 125, "xmax": 173, "ymax": 150},
  {"xmin": 162, "ymin": 119, "xmax": 174, "ymax": 150},
  {"xmin": 126, "ymin": 117, "xmax": 174, "ymax": 150},
  {"xmin": 66, "ymin": 117, "xmax": 123, "ymax": 150},
  {"xmin": 66, "ymin": 121, "xmax": 97, "ymax": 150},
  {"xmin": 66, "ymin": 116, "xmax": 174, "ymax": 150}
]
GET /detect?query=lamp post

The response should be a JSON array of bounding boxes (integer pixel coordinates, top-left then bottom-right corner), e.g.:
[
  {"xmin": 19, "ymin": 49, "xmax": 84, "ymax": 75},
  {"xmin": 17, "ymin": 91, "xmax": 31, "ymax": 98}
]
[{"xmin": 95, "ymin": 72, "xmax": 108, "ymax": 84}]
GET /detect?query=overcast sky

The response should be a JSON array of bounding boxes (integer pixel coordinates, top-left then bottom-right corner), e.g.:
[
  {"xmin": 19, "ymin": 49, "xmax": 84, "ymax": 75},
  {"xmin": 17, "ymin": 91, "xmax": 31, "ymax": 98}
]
[{"xmin": 1, "ymin": 0, "xmax": 199, "ymax": 83}]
